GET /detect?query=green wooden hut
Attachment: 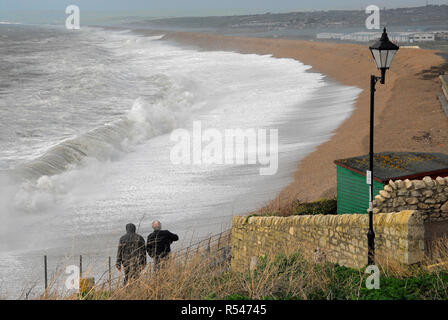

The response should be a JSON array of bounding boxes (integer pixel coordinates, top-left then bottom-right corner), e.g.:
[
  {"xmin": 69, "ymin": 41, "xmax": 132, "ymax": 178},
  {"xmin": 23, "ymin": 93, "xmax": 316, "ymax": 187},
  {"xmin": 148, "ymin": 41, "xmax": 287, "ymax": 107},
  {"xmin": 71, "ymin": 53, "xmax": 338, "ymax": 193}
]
[{"xmin": 334, "ymin": 152, "xmax": 448, "ymax": 214}]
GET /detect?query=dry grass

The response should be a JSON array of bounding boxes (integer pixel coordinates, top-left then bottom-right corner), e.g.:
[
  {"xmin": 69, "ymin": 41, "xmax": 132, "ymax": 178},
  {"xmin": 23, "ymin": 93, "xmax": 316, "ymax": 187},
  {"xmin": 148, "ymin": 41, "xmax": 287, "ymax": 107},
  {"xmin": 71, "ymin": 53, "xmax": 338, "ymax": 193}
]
[
  {"xmin": 37, "ymin": 248, "xmax": 236, "ymax": 300},
  {"xmin": 35, "ymin": 239, "xmax": 448, "ymax": 300},
  {"xmin": 31, "ymin": 232, "xmax": 448, "ymax": 300}
]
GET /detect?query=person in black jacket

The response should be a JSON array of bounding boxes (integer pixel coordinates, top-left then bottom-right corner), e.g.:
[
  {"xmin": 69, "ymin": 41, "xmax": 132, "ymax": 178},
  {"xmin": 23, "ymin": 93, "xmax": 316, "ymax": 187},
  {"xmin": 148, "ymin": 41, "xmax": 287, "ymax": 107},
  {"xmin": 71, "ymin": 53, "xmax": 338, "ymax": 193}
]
[
  {"xmin": 116, "ymin": 223, "xmax": 146, "ymax": 285},
  {"xmin": 146, "ymin": 220, "xmax": 179, "ymax": 271}
]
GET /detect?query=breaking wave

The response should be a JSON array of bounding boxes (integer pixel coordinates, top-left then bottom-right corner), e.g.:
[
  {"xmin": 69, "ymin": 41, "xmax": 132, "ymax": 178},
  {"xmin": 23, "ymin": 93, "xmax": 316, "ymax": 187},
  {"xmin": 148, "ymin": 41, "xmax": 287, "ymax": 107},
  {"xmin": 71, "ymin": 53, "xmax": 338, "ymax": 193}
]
[{"xmin": 12, "ymin": 76, "xmax": 193, "ymax": 181}]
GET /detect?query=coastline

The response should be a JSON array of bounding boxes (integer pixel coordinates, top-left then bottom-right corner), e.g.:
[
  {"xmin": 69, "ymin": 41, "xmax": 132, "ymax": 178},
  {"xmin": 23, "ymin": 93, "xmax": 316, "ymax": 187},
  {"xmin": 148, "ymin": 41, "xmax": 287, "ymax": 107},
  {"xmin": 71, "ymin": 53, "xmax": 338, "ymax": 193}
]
[{"xmin": 153, "ymin": 30, "xmax": 448, "ymax": 209}]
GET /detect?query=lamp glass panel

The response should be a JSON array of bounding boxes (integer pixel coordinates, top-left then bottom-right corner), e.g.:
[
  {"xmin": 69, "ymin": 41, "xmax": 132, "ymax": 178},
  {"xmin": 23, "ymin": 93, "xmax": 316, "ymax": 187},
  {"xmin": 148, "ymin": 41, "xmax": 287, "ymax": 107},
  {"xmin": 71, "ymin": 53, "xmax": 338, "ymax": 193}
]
[
  {"xmin": 380, "ymin": 50, "xmax": 389, "ymax": 68},
  {"xmin": 385, "ymin": 50, "xmax": 397, "ymax": 68},
  {"xmin": 371, "ymin": 49, "xmax": 382, "ymax": 69}
]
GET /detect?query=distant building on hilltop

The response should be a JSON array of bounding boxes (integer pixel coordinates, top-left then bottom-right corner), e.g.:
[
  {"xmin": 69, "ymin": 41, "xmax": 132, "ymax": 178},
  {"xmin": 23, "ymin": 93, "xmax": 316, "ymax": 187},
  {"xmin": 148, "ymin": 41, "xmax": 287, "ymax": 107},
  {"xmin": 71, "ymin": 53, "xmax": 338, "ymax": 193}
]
[
  {"xmin": 410, "ymin": 33, "xmax": 435, "ymax": 42},
  {"xmin": 435, "ymin": 31, "xmax": 448, "ymax": 40},
  {"xmin": 317, "ymin": 31, "xmax": 440, "ymax": 43}
]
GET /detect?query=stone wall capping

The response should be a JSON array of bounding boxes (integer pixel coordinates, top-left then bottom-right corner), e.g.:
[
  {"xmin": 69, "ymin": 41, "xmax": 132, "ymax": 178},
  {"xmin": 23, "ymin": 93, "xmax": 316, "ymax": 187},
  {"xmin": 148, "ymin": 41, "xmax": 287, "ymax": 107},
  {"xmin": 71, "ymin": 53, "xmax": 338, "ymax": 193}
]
[
  {"xmin": 404, "ymin": 179, "xmax": 413, "ymax": 190},
  {"xmin": 389, "ymin": 180, "xmax": 397, "ymax": 190},
  {"xmin": 436, "ymin": 176, "xmax": 445, "ymax": 186},
  {"xmin": 412, "ymin": 180, "xmax": 426, "ymax": 190},
  {"xmin": 379, "ymin": 190, "xmax": 391, "ymax": 198},
  {"xmin": 373, "ymin": 176, "xmax": 448, "ymax": 223}
]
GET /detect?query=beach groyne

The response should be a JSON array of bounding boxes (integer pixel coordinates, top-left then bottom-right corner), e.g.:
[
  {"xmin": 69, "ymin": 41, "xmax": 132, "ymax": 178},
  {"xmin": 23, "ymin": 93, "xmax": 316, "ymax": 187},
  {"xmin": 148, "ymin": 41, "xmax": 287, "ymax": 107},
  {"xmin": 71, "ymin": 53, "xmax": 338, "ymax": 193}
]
[{"xmin": 230, "ymin": 211, "xmax": 425, "ymax": 271}]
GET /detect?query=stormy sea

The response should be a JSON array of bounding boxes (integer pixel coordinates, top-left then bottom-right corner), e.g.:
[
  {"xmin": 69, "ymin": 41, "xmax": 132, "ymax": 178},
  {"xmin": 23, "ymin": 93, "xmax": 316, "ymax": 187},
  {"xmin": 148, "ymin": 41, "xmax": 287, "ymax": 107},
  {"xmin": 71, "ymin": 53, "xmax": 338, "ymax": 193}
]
[{"xmin": 0, "ymin": 23, "xmax": 361, "ymax": 297}]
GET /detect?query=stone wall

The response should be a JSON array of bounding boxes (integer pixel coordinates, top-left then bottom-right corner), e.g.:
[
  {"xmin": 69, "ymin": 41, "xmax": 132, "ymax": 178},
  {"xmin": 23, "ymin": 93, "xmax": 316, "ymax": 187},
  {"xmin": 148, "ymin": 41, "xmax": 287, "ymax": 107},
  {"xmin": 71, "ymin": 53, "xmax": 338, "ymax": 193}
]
[
  {"xmin": 373, "ymin": 176, "xmax": 448, "ymax": 222},
  {"xmin": 231, "ymin": 210, "xmax": 425, "ymax": 272}
]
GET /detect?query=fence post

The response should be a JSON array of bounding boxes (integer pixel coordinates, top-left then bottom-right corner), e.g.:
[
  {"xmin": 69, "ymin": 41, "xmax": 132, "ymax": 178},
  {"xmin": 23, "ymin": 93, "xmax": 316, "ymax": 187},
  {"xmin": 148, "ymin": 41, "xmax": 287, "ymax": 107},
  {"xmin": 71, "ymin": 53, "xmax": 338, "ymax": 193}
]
[
  {"xmin": 207, "ymin": 237, "xmax": 211, "ymax": 252},
  {"xmin": 44, "ymin": 255, "xmax": 48, "ymax": 291},
  {"xmin": 184, "ymin": 247, "xmax": 189, "ymax": 266},
  {"xmin": 108, "ymin": 256, "xmax": 111, "ymax": 291},
  {"xmin": 79, "ymin": 255, "xmax": 83, "ymax": 279},
  {"xmin": 217, "ymin": 233, "xmax": 222, "ymax": 249}
]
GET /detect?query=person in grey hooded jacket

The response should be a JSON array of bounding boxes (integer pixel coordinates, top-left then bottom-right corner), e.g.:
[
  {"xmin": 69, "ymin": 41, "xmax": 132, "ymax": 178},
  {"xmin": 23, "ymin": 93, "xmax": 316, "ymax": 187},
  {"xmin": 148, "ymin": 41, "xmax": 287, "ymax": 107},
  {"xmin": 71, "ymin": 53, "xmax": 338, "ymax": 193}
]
[{"xmin": 116, "ymin": 223, "xmax": 146, "ymax": 285}]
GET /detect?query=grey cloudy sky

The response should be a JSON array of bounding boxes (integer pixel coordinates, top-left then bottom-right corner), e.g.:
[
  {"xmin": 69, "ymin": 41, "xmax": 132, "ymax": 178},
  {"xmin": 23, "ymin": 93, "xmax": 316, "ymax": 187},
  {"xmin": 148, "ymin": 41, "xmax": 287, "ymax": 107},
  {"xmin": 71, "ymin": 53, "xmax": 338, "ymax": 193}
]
[{"xmin": 1, "ymin": 0, "xmax": 447, "ymax": 16}]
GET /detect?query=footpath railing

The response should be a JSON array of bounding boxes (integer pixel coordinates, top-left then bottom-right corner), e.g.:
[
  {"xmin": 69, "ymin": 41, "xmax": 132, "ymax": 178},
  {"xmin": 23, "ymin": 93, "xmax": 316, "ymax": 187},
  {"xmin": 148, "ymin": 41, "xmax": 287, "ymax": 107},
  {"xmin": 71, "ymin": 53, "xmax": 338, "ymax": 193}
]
[{"xmin": 39, "ymin": 229, "xmax": 232, "ymax": 297}]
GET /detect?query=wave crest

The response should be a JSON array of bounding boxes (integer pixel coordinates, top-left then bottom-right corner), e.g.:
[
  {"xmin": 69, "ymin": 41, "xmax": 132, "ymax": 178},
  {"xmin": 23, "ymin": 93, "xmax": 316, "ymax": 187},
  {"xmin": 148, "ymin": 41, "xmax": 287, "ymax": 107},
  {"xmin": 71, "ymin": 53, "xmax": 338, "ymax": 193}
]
[{"xmin": 13, "ymin": 75, "xmax": 194, "ymax": 181}]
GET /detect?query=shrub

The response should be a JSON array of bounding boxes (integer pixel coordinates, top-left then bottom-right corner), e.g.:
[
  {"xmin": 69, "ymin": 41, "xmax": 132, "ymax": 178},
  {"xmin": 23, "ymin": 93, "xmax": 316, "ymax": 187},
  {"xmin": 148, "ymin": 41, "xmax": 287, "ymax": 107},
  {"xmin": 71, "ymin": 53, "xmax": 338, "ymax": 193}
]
[
  {"xmin": 260, "ymin": 198, "xmax": 338, "ymax": 217},
  {"xmin": 358, "ymin": 272, "xmax": 448, "ymax": 300},
  {"xmin": 291, "ymin": 198, "xmax": 337, "ymax": 216},
  {"xmin": 225, "ymin": 293, "xmax": 251, "ymax": 300}
]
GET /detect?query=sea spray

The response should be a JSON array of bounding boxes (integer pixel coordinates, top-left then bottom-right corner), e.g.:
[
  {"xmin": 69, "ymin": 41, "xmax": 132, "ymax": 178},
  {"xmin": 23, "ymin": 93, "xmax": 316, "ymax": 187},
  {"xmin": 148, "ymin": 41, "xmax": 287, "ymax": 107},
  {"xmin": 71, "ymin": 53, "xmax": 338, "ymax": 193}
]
[{"xmin": 15, "ymin": 81, "xmax": 193, "ymax": 181}]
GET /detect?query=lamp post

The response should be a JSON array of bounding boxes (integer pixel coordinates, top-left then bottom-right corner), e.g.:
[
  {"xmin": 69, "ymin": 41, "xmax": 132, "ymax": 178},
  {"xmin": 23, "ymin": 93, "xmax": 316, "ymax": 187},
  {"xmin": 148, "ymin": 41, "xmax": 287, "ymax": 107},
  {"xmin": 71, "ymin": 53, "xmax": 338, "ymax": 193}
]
[{"xmin": 367, "ymin": 28, "xmax": 399, "ymax": 265}]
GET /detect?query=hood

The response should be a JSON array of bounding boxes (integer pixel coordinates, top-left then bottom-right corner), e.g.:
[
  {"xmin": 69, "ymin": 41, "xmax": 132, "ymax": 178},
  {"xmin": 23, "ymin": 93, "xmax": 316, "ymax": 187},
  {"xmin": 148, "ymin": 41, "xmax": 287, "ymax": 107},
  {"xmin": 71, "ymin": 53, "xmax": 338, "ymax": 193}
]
[{"xmin": 126, "ymin": 223, "xmax": 136, "ymax": 234}]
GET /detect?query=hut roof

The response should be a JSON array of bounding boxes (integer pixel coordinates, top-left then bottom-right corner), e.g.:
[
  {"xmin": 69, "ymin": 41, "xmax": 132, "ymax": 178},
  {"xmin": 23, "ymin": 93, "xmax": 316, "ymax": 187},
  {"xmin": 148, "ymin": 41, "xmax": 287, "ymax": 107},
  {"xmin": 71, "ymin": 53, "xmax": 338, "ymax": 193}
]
[{"xmin": 334, "ymin": 152, "xmax": 448, "ymax": 182}]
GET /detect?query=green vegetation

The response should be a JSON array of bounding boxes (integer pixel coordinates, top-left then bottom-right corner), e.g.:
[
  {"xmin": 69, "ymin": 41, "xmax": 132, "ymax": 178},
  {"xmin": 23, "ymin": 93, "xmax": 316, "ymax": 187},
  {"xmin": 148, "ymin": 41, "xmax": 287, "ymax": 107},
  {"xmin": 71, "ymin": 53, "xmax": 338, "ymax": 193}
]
[
  {"xmin": 264, "ymin": 198, "xmax": 338, "ymax": 217},
  {"xmin": 290, "ymin": 199, "xmax": 337, "ymax": 216},
  {"xmin": 215, "ymin": 253, "xmax": 448, "ymax": 300},
  {"xmin": 358, "ymin": 273, "xmax": 448, "ymax": 300}
]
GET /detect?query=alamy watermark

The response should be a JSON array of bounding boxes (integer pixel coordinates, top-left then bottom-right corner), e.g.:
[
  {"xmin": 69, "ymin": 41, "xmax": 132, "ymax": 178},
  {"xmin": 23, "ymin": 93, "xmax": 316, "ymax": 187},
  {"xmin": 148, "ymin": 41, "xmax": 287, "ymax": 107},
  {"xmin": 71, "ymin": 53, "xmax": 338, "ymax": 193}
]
[
  {"xmin": 170, "ymin": 121, "xmax": 279, "ymax": 175},
  {"xmin": 65, "ymin": 5, "xmax": 80, "ymax": 30},
  {"xmin": 365, "ymin": 5, "xmax": 380, "ymax": 30},
  {"xmin": 65, "ymin": 265, "xmax": 80, "ymax": 290},
  {"xmin": 365, "ymin": 265, "xmax": 380, "ymax": 289}
]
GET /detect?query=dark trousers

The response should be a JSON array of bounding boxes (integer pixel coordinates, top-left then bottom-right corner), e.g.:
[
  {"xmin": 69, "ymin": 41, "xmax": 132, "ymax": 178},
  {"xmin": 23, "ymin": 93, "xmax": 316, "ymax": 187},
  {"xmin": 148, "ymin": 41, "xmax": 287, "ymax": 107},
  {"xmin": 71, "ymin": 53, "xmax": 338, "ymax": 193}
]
[
  {"xmin": 153, "ymin": 254, "xmax": 169, "ymax": 272},
  {"xmin": 123, "ymin": 264, "xmax": 142, "ymax": 285}
]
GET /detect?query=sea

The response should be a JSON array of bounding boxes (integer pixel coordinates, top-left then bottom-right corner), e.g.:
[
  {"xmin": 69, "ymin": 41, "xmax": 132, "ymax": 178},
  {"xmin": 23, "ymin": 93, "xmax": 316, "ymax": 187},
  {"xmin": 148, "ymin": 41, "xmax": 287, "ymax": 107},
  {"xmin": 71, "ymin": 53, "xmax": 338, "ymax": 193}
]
[{"xmin": 0, "ymin": 23, "xmax": 362, "ymax": 298}]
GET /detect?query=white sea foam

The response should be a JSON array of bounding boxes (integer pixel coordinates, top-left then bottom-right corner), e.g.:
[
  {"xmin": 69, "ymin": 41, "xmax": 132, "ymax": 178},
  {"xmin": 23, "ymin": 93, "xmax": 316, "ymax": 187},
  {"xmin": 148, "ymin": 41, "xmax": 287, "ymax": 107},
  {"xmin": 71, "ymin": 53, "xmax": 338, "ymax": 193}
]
[{"xmin": 0, "ymin": 21, "xmax": 22, "ymax": 25}]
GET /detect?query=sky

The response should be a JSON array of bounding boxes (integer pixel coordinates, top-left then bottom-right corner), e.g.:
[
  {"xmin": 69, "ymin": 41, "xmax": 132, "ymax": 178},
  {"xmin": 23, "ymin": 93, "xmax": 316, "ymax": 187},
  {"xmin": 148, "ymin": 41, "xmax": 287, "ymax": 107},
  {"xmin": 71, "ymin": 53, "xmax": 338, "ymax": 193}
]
[{"xmin": 1, "ymin": 0, "xmax": 447, "ymax": 17}]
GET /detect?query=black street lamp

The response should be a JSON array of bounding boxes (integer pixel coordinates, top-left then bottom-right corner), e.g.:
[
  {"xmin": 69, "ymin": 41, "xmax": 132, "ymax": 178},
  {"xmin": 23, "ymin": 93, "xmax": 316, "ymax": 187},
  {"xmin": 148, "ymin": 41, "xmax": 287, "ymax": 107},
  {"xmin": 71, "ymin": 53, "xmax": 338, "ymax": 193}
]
[{"xmin": 366, "ymin": 28, "xmax": 399, "ymax": 265}]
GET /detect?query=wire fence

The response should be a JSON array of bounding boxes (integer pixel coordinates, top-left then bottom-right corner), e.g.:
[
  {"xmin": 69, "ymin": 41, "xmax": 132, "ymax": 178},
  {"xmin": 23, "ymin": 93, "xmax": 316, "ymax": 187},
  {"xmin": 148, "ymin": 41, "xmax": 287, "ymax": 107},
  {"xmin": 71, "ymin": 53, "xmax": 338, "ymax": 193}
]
[
  {"xmin": 171, "ymin": 229, "xmax": 231, "ymax": 264},
  {"xmin": 39, "ymin": 228, "xmax": 232, "ymax": 297}
]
